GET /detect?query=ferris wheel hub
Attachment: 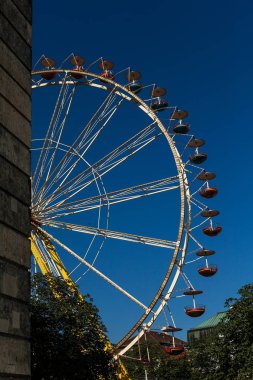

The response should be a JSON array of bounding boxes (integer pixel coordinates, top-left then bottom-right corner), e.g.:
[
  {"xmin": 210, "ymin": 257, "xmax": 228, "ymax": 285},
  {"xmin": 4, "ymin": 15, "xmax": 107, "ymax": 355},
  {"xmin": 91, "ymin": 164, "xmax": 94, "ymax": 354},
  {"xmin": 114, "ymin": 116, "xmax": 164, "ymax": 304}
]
[{"xmin": 31, "ymin": 216, "xmax": 41, "ymax": 227}]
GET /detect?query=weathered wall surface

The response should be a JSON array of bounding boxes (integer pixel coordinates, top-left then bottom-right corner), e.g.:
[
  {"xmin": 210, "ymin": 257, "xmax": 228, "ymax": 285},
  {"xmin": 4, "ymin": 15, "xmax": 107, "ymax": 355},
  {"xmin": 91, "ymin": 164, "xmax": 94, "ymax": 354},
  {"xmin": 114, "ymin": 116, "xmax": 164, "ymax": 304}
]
[{"xmin": 0, "ymin": 1, "xmax": 31, "ymax": 378}]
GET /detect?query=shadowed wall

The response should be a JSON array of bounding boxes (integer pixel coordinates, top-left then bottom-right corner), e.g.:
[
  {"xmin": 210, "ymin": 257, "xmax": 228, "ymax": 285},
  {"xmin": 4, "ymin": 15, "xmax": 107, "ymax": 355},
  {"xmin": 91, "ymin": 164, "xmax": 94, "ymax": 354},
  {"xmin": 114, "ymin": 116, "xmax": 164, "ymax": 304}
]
[{"xmin": 0, "ymin": 1, "xmax": 31, "ymax": 378}]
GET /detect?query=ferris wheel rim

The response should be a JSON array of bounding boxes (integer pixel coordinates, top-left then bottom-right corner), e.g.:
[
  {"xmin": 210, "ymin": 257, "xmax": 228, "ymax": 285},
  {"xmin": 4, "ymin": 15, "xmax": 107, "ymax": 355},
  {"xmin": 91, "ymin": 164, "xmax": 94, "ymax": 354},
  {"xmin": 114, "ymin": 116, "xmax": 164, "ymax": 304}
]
[{"xmin": 31, "ymin": 67, "xmax": 192, "ymax": 353}]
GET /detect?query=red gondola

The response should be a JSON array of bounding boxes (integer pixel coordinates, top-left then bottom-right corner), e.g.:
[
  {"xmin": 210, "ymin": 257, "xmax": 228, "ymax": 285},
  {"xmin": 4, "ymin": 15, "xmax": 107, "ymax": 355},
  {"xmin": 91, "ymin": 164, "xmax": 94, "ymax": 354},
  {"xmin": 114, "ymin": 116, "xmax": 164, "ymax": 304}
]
[
  {"xmin": 70, "ymin": 56, "xmax": 85, "ymax": 79},
  {"xmin": 126, "ymin": 71, "xmax": 142, "ymax": 94},
  {"xmin": 203, "ymin": 226, "xmax": 222, "ymax": 236},
  {"xmin": 187, "ymin": 138, "xmax": 205, "ymax": 148},
  {"xmin": 151, "ymin": 87, "xmax": 167, "ymax": 98},
  {"xmin": 150, "ymin": 87, "xmax": 168, "ymax": 111},
  {"xmin": 99, "ymin": 60, "xmax": 115, "ymax": 82},
  {"xmin": 161, "ymin": 325, "xmax": 182, "ymax": 333},
  {"xmin": 198, "ymin": 266, "xmax": 218, "ymax": 277},
  {"xmin": 70, "ymin": 56, "xmax": 85, "ymax": 66},
  {"xmin": 99, "ymin": 59, "xmax": 114, "ymax": 70},
  {"xmin": 200, "ymin": 209, "xmax": 220, "ymax": 217},
  {"xmin": 71, "ymin": 67, "xmax": 86, "ymax": 79},
  {"xmin": 197, "ymin": 171, "xmax": 216, "ymax": 181},
  {"xmin": 199, "ymin": 187, "xmax": 218, "ymax": 198},
  {"xmin": 189, "ymin": 153, "xmax": 207, "ymax": 164},
  {"xmin": 41, "ymin": 70, "xmax": 56, "ymax": 80},
  {"xmin": 41, "ymin": 57, "xmax": 56, "ymax": 80},
  {"xmin": 183, "ymin": 289, "xmax": 203, "ymax": 296},
  {"xmin": 185, "ymin": 306, "xmax": 205, "ymax": 317},
  {"xmin": 150, "ymin": 99, "xmax": 168, "ymax": 112},
  {"xmin": 196, "ymin": 249, "xmax": 215, "ymax": 257},
  {"xmin": 171, "ymin": 109, "xmax": 188, "ymax": 120},
  {"xmin": 126, "ymin": 70, "xmax": 141, "ymax": 81},
  {"xmin": 164, "ymin": 345, "xmax": 185, "ymax": 355},
  {"xmin": 173, "ymin": 123, "xmax": 190, "ymax": 134}
]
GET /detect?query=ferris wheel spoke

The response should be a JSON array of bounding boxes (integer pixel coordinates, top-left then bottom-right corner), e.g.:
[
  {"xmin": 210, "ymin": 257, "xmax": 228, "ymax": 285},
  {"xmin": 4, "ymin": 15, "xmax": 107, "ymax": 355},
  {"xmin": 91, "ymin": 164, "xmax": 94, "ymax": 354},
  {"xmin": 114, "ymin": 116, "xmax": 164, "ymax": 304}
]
[
  {"xmin": 35, "ymin": 86, "xmax": 78, "ymax": 203},
  {"xmin": 36, "ymin": 122, "xmax": 158, "ymax": 209},
  {"xmin": 47, "ymin": 96, "xmax": 123, "ymax": 192},
  {"xmin": 46, "ymin": 93, "xmax": 121, "ymax": 186},
  {"xmin": 36, "ymin": 226, "xmax": 150, "ymax": 311},
  {"xmin": 35, "ymin": 122, "xmax": 161, "ymax": 210},
  {"xmin": 40, "ymin": 221, "xmax": 177, "ymax": 250},
  {"xmin": 36, "ymin": 176, "xmax": 180, "ymax": 219},
  {"xmin": 33, "ymin": 73, "xmax": 71, "ymax": 196},
  {"xmin": 32, "ymin": 89, "xmax": 122, "ymax": 205}
]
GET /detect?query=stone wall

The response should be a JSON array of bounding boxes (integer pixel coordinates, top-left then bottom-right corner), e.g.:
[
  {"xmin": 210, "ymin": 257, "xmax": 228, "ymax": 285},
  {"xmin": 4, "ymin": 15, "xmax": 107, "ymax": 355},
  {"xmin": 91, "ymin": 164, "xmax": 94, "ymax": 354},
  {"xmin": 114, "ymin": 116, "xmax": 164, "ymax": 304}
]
[{"xmin": 0, "ymin": 1, "xmax": 31, "ymax": 378}]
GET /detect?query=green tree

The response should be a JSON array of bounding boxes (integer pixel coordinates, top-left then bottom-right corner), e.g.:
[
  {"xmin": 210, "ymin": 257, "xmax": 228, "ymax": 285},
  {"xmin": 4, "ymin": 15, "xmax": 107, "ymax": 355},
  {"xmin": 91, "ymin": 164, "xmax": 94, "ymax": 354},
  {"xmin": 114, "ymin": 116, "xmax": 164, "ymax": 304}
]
[
  {"xmin": 31, "ymin": 274, "xmax": 115, "ymax": 380},
  {"xmin": 189, "ymin": 283, "xmax": 253, "ymax": 379},
  {"xmin": 121, "ymin": 283, "xmax": 253, "ymax": 379},
  {"xmin": 217, "ymin": 283, "xmax": 253, "ymax": 379}
]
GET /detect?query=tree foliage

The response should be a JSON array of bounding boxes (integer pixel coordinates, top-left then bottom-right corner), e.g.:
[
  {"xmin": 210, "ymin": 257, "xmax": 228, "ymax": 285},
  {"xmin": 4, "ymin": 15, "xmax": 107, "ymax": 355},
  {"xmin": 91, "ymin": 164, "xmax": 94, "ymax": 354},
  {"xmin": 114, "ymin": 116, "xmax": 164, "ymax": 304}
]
[
  {"xmin": 188, "ymin": 283, "xmax": 253, "ymax": 379},
  {"xmin": 31, "ymin": 274, "xmax": 114, "ymax": 380},
  {"xmin": 123, "ymin": 283, "xmax": 253, "ymax": 379},
  {"xmin": 30, "ymin": 276, "xmax": 253, "ymax": 379}
]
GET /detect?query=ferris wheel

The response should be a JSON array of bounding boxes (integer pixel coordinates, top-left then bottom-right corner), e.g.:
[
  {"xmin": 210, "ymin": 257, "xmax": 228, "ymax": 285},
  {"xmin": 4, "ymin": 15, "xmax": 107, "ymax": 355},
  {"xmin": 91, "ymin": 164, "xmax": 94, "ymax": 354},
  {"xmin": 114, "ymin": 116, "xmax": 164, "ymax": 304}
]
[{"xmin": 31, "ymin": 54, "xmax": 221, "ymax": 363}]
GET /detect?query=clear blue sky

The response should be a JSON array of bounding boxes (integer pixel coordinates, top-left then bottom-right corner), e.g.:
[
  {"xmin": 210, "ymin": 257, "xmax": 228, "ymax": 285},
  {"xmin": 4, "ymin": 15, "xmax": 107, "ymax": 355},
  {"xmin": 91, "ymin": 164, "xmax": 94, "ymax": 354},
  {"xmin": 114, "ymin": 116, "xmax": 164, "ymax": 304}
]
[{"xmin": 33, "ymin": 0, "xmax": 253, "ymax": 343}]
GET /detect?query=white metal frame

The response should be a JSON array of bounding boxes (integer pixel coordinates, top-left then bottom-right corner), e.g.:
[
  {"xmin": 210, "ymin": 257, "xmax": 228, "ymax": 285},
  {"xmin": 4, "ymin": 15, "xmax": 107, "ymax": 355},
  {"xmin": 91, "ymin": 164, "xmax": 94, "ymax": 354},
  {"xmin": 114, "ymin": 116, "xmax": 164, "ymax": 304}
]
[{"xmin": 31, "ymin": 67, "xmax": 200, "ymax": 358}]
